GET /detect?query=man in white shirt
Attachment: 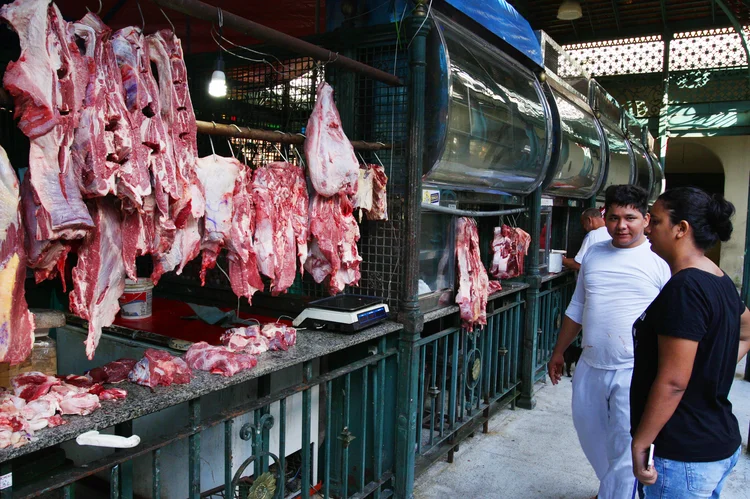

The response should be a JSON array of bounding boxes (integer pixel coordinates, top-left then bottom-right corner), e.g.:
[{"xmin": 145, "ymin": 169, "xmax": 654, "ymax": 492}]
[
  {"xmin": 563, "ymin": 208, "xmax": 612, "ymax": 271},
  {"xmin": 548, "ymin": 185, "xmax": 671, "ymax": 499}
]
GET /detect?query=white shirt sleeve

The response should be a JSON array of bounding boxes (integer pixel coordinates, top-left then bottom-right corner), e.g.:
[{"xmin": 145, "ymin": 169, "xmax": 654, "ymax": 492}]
[
  {"xmin": 574, "ymin": 233, "xmax": 592, "ymax": 264},
  {"xmin": 565, "ymin": 260, "xmax": 585, "ymax": 324}
]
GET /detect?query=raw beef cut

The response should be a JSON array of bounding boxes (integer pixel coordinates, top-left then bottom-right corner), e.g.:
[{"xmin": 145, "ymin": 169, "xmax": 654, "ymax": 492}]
[
  {"xmin": 353, "ymin": 164, "xmax": 388, "ymax": 221},
  {"xmin": 122, "ymin": 194, "xmax": 156, "ymax": 280},
  {"xmin": 305, "ymin": 193, "xmax": 362, "ymax": 294},
  {"xmin": 97, "ymin": 388, "xmax": 127, "ymax": 401},
  {"xmin": 514, "ymin": 227, "xmax": 531, "ymax": 275},
  {"xmin": 87, "ymin": 358, "xmax": 138, "ymax": 384},
  {"xmin": 0, "ymin": 147, "xmax": 35, "ymax": 365},
  {"xmin": 129, "ymin": 348, "xmax": 192, "ymax": 389},
  {"xmin": 353, "ymin": 168, "xmax": 373, "ymax": 215},
  {"xmin": 1, "ymin": 0, "xmax": 94, "ymax": 238},
  {"xmin": 490, "ymin": 225, "xmax": 531, "ymax": 280},
  {"xmin": 20, "ymin": 175, "xmax": 70, "ymax": 288},
  {"xmin": 59, "ymin": 393, "xmax": 100, "ymax": 416},
  {"xmin": 252, "ymin": 162, "xmax": 309, "ymax": 295},
  {"xmin": 150, "ymin": 212, "xmax": 201, "ymax": 285},
  {"xmin": 195, "ymin": 155, "xmax": 241, "ymax": 284},
  {"xmin": 260, "ymin": 323, "xmax": 297, "ymax": 351},
  {"xmin": 488, "ymin": 280, "xmax": 503, "ymax": 294},
  {"xmin": 69, "ymin": 198, "xmax": 126, "ymax": 360},
  {"xmin": 455, "ymin": 217, "xmax": 489, "ymax": 331},
  {"xmin": 225, "ymin": 166, "xmax": 264, "ymax": 302},
  {"xmin": 184, "ymin": 342, "xmax": 257, "ymax": 377},
  {"xmin": 304, "ymin": 82, "xmax": 359, "ymax": 197},
  {"xmin": 12, "ymin": 372, "xmax": 60, "ymax": 402},
  {"xmin": 56, "ymin": 374, "xmax": 95, "ymax": 388},
  {"xmin": 221, "ymin": 326, "xmax": 269, "ymax": 355}
]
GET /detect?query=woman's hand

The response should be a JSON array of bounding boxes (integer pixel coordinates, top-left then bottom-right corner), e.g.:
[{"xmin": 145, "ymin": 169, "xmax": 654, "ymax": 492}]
[{"xmin": 632, "ymin": 441, "xmax": 657, "ymax": 485}]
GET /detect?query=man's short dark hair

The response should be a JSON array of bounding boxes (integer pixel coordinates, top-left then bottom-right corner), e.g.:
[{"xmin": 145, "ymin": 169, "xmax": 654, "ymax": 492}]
[
  {"xmin": 581, "ymin": 208, "xmax": 602, "ymax": 219},
  {"xmin": 604, "ymin": 185, "xmax": 649, "ymax": 216}
]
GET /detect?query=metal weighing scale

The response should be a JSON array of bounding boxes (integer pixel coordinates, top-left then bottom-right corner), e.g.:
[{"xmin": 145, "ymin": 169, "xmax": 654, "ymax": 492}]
[{"xmin": 293, "ymin": 295, "xmax": 389, "ymax": 333}]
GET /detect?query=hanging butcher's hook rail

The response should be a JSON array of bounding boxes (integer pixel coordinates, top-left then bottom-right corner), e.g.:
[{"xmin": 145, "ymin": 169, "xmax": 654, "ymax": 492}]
[
  {"xmin": 420, "ymin": 205, "xmax": 528, "ymax": 218},
  {"xmin": 150, "ymin": 0, "xmax": 403, "ymax": 87},
  {"xmin": 195, "ymin": 120, "xmax": 392, "ymax": 152}
]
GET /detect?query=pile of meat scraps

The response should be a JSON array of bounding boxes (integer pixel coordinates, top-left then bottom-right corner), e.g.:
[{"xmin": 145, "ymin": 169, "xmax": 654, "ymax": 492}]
[
  {"xmin": 455, "ymin": 218, "xmax": 489, "ymax": 331},
  {"xmin": 128, "ymin": 349, "xmax": 191, "ymax": 389},
  {"xmin": 490, "ymin": 225, "xmax": 531, "ymax": 280}
]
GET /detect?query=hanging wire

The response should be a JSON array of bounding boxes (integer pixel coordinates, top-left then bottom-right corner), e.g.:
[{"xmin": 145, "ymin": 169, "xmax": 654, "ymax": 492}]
[
  {"xmin": 209, "ymin": 28, "xmax": 286, "ymax": 78},
  {"xmin": 160, "ymin": 8, "xmax": 175, "ymax": 34},
  {"xmin": 273, "ymin": 143, "xmax": 289, "ymax": 162},
  {"xmin": 211, "ymin": 27, "xmax": 286, "ymax": 68},
  {"xmin": 407, "ymin": 0, "xmax": 433, "ymax": 50},
  {"xmin": 209, "ymin": 122, "xmax": 218, "ymax": 160},
  {"xmin": 136, "ymin": 0, "xmax": 145, "ymax": 31},
  {"xmin": 227, "ymin": 139, "xmax": 235, "ymax": 158}
]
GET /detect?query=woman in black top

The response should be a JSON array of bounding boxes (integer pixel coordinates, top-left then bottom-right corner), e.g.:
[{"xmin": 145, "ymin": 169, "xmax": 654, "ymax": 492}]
[{"xmin": 631, "ymin": 187, "xmax": 750, "ymax": 497}]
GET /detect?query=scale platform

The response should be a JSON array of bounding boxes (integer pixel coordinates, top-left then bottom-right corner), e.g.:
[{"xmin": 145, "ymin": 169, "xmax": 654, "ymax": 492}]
[{"xmin": 293, "ymin": 295, "xmax": 389, "ymax": 333}]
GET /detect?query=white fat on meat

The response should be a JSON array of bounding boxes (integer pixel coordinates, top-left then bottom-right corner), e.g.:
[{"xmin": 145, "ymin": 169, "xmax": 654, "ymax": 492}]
[
  {"xmin": 184, "ymin": 342, "xmax": 257, "ymax": 377},
  {"xmin": 0, "ymin": 147, "xmax": 35, "ymax": 365},
  {"xmin": 455, "ymin": 217, "xmax": 489, "ymax": 332},
  {"xmin": 304, "ymin": 82, "xmax": 359, "ymax": 197},
  {"xmin": 59, "ymin": 393, "xmax": 100, "ymax": 416},
  {"xmin": 221, "ymin": 326, "xmax": 269, "ymax": 355},
  {"xmin": 69, "ymin": 198, "xmax": 126, "ymax": 360}
]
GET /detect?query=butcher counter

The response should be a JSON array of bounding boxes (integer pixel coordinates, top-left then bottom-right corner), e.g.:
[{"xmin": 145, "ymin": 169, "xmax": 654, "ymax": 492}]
[{"xmin": 0, "ymin": 320, "xmax": 403, "ymax": 499}]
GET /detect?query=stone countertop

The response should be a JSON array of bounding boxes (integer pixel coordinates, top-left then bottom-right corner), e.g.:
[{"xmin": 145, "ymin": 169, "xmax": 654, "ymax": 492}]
[
  {"xmin": 0, "ymin": 321, "xmax": 402, "ymax": 462},
  {"xmin": 422, "ymin": 282, "xmax": 530, "ymax": 323},
  {"xmin": 541, "ymin": 269, "xmax": 576, "ymax": 283}
]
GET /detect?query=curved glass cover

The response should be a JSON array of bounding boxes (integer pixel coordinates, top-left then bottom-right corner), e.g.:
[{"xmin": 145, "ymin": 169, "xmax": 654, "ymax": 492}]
[
  {"xmin": 648, "ymin": 151, "xmax": 665, "ymax": 204},
  {"xmin": 543, "ymin": 88, "xmax": 604, "ymax": 198},
  {"xmin": 598, "ymin": 127, "xmax": 633, "ymax": 196},
  {"xmin": 424, "ymin": 14, "xmax": 551, "ymax": 195},
  {"xmin": 630, "ymin": 142, "xmax": 652, "ymax": 193}
]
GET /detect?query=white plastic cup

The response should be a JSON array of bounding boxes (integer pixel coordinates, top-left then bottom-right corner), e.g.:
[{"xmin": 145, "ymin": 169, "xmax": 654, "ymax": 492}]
[
  {"xmin": 119, "ymin": 278, "xmax": 154, "ymax": 320},
  {"xmin": 548, "ymin": 250, "xmax": 566, "ymax": 273}
]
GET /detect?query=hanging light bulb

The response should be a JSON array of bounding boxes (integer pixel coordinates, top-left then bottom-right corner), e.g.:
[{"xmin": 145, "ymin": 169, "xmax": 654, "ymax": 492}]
[
  {"xmin": 557, "ymin": 0, "xmax": 583, "ymax": 20},
  {"xmin": 208, "ymin": 53, "xmax": 227, "ymax": 98}
]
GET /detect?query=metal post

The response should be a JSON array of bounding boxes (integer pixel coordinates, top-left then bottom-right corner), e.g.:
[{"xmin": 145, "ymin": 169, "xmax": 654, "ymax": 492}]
[
  {"xmin": 658, "ymin": 35, "xmax": 671, "ymax": 171},
  {"xmin": 519, "ymin": 188, "xmax": 542, "ymax": 409},
  {"xmin": 115, "ymin": 420, "xmax": 134, "ymax": 499},
  {"xmin": 394, "ymin": 3, "xmax": 430, "ymax": 498},
  {"xmin": 188, "ymin": 398, "xmax": 201, "ymax": 499}
]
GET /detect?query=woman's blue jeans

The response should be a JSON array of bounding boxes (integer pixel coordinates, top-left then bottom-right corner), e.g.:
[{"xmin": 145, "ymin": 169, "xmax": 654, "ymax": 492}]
[{"xmin": 643, "ymin": 446, "xmax": 741, "ymax": 498}]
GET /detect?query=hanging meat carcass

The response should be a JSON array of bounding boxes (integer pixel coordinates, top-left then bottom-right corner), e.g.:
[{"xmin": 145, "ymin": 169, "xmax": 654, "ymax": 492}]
[
  {"xmin": 0, "ymin": 147, "xmax": 35, "ymax": 365},
  {"xmin": 304, "ymin": 82, "xmax": 359, "ymax": 197},
  {"xmin": 353, "ymin": 164, "xmax": 388, "ymax": 221},
  {"xmin": 455, "ymin": 217, "xmax": 489, "ymax": 331}
]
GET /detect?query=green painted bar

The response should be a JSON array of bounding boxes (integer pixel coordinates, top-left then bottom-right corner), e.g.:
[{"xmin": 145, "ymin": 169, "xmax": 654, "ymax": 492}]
[
  {"xmin": 502, "ymin": 311, "xmax": 509, "ymax": 392},
  {"xmin": 459, "ymin": 330, "xmax": 466, "ymax": 421},
  {"xmin": 360, "ymin": 366, "xmax": 369, "ymax": 492},
  {"xmin": 324, "ymin": 380, "xmax": 333, "ymax": 499},
  {"xmin": 301, "ymin": 361, "xmax": 313, "ymax": 498},
  {"xmin": 115, "ymin": 420, "xmax": 134, "ymax": 499},
  {"xmin": 188, "ymin": 398, "xmax": 201, "ymax": 499},
  {"xmin": 110, "ymin": 465, "xmax": 120, "ymax": 499},
  {"xmin": 63, "ymin": 484, "xmax": 74, "ymax": 499},
  {"xmin": 416, "ymin": 347, "xmax": 426, "ymax": 454},
  {"xmin": 253, "ymin": 409, "xmax": 262, "ymax": 480},
  {"xmin": 440, "ymin": 336, "xmax": 448, "ymax": 437},
  {"xmin": 279, "ymin": 398, "xmax": 287, "ymax": 498},
  {"xmin": 341, "ymin": 372, "xmax": 351, "ymax": 499},
  {"xmin": 225, "ymin": 419, "xmax": 233, "ymax": 497},
  {"xmin": 486, "ymin": 315, "xmax": 495, "ymax": 400},
  {"xmin": 429, "ymin": 340, "xmax": 438, "ymax": 446},
  {"xmin": 450, "ymin": 332, "xmax": 459, "ymax": 427},
  {"xmin": 153, "ymin": 449, "xmax": 161, "ymax": 499},
  {"xmin": 374, "ymin": 336, "xmax": 387, "ymax": 499}
]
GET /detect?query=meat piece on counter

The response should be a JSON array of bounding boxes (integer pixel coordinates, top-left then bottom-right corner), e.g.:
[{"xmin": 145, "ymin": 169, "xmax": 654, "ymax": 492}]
[
  {"xmin": 12, "ymin": 372, "xmax": 61, "ymax": 402},
  {"xmin": 305, "ymin": 193, "xmax": 362, "ymax": 295},
  {"xmin": 59, "ymin": 393, "xmax": 100, "ymax": 416},
  {"xmin": 20, "ymin": 175, "xmax": 71, "ymax": 289},
  {"xmin": 304, "ymin": 82, "xmax": 359, "ymax": 197},
  {"xmin": 129, "ymin": 348, "xmax": 192, "ymax": 388},
  {"xmin": 97, "ymin": 388, "xmax": 127, "ymax": 401},
  {"xmin": 253, "ymin": 162, "xmax": 309, "ymax": 295},
  {"xmin": 20, "ymin": 397, "xmax": 58, "ymax": 422},
  {"xmin": 88, "ymin": 358, "xmax": 138, "ymax": 384},
  {"xmin": 184, "ymin": 342, "xmax": 257, "ymax": 377},
  {"xmin": 0, "ymin": 147, "xmax": 35, "ymax": 364},
  {"xmin": 261, "ymin": 323, "xmax": 297, "ymax": 351},
  {"xmin": 1, "ymin": 0, "xmax": 94, "ymax": 239},
  {"xmin": 56, "ymin": 375, "xmax": 95, "ymax": 388},
  {"xmin": 353, "ymin": 165, "xmax": 388, "ymax": 221},
  {"xmin": 195, "ymin": 155, "xmax": 241, "ymax": 284},
  {"xmin": 221, "ymin": 326, "xmax": 270, "ymax": 356},
  {"xmin": 69, "ymin": 198, "xmax": 126, "ymax": 360},
  {"xmin": 455, "ymin": 217, "xmax": 489, "ymax": 331},
  {"xmin": 226, "ymin": 166, "xmax": 264, "ymax": 302},
  {"xmin": 488, "ymin": 281, "xmax": 503, "ymax": 294}
]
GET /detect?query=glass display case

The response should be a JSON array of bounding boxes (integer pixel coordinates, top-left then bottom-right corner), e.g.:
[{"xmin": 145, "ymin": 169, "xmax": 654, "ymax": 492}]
[
  {"xmin": 642, "ymin": 127, "xmax": 665, "ymax": 204},
  {"xmin": 418, "ymin": 209, "xmax": 456, "ymax": 312},
  {"xmin": 629, "ymin": 140, "xmax": 653, "ymax": 193},
  {"xmin": 597, "ymin": 126, "xmax": 634, "ymax": 197},
  {"xmin": 424, "ymin": 12, "xmax": 553, "ymax": 195}
]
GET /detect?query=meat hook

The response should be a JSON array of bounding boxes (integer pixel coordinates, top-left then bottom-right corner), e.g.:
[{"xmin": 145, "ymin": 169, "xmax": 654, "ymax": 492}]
[
  {"xmin": 160, "ymin": 8, "xmax": 175, "ymax": 34},
  {"xmin": 227, "ymin": 139, "xmax": 235, "ymax": 158},
  {"xmin": 373, "ymin": 151, "xmax": 385, "ymax": 168},
  {"xmin": 136, "ymin": 0, "xmax": 145, "ymax": 32},
  {"xmin": 209, "ymin": 121, "xmax": 218, "ymax": 160},
  {"xmin": 292, "ymin": 145, "xmax": 305, "ymax": 167},
  {"xmin": 85, "ymin": 0, "xmax": 102, "ymax": 15},
  {"xmin": 273, "ymin": 143, "xmax": 289, "ymax": 163},
  {"xmin": 217, "ymin": 7, "xmax": 224, "ymax": 29}
]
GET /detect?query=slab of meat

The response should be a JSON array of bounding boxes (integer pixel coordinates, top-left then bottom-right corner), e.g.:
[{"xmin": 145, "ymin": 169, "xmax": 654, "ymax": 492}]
[
  {"xmin": 12, "ymin": 372, "xmax": 60, "ymax": 402},
  {"xmin": 184, "ymin": 342, "xmax": 257, "ymax": 377},
  {"xmin": 490, "ymin": 225, "xmax": 531, "ymax": 280},
  {"xmin": 455, "ymin": 217, "xmax": 489, "ymax": 332},
  {"xmin": 1, "ymin": 0, "xmax": 94, "ymax": 239},
  {"xmin": 514, "ymin": 227, "xmax": 531, "ymax": 275},
  {"xmin": 0, "ymin": 148, "xmax": 35, "ymax": 365},
  {"xmin": 221, "ymin": 326, "xmax": 269, "ymax": 355},
  {"xmin": 150, "ymin": 212, "xmax": 201, "ymax": 285},
  {"xmin": 20, "ymin": 175, "xmax": 70, "ymax": 288},
  {"xmin": 56, "ymin": 374, "xmax": 95, "ymax": 388},
  {"xmin": 305, "ymin": 193, "xmax": 362, "ymax": 294},
  {"xmin": 260, "ymin": 323, "xmax": 297, "ymax": 351},
  {"xmin": 353, "ymin": 168, "xmax": 373, "ymax": 215},
  {"xmin": 195, "ymin": 155, "xmax": 241, "ymax": 283},
  {"xmin": 253, "ymin": 162, "xmax": 309, "ymax": 295},
  {"xmin": 225, "ymin": 166, "xmax": 264, "ymax": 302},
  {"xmin": 122, "ymin": 194, "xmax": 156, "ymax": 280},
  {"xmin": 368, "ymin": 164, "xmax": 388, "ymax": 221},
  {"xmin": 304, "ymin": 82, "xmax": 359, "ymax": 197},
  {"xmin": 87, "ymin": 358, "xmax": 138, "ymax": 384},
  {"xmin": 69, "ymin": 198, "xmax": 126, "ymax": 360},
  {"xmin": 97, "ymin": 388, "xmax": 127, "ymax": 401},
  {"xmin": 59, "ymin": 393, "xmax": 100, "ymax": 416},
  {"xmin": 129, "ymin": 348, "xmax": 192, "ymax": 388},
  {"xmin": 488, "ymin": 280, "xmax": 503, "ymax": 294}
]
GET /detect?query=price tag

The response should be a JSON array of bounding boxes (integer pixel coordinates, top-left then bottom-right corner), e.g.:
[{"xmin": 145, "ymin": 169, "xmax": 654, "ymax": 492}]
[{"xmin": 0, "ymin": 473, "xmax": 12, "ymax": 490}]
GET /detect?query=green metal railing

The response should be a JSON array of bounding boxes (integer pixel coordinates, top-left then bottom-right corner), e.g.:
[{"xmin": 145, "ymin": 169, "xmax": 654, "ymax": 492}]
[
  {"xmin": 534, "ymin": 275, "xmax": 577, "ymax": 382},
  {"xmin": 9, "ymin": 338, "xmax": 397, "ymax": 499},
  {"xmin": 414, "ymin": 291, "xmax": 525, "ymax": 472}
]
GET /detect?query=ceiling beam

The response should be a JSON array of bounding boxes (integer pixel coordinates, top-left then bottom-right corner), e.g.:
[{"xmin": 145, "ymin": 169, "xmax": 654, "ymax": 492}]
[
  {"xmin": 611, "ymin": 0, "xmax": 622, "ymax": 32},
  {"xmin": 582, "ymin": 0, "xmax": 596, "ymax": 37},
  {"xmin": 711, "ymin": 0, "xmax": 716, "ymax": 24}
]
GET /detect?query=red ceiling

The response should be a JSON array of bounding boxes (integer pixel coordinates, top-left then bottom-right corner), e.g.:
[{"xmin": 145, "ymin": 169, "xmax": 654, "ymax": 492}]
[{"xmin": 52, "ymin": 0, "xmax": 325, "ymax": 54}]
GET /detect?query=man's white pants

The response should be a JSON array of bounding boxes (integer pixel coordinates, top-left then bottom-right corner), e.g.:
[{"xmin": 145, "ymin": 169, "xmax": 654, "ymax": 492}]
[{"xmin": 572, "ymin": 359, "xmax": 635, "ymax": 499}]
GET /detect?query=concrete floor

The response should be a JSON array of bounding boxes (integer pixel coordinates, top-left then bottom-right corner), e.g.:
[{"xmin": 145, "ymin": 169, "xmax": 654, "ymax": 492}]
[{"xmin": 415, "ymin": 359, "xmax": 750, "ymax": 499}]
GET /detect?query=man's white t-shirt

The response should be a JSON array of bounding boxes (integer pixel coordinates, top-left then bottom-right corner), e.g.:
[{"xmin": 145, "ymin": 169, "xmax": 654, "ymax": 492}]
[
  {"xmin": 565, "ymin": 239, "xmax": 671, "ymax": 370},
  {"xmin": 574, "ymin": 226, "xmax": 612, "ymax": 264}
]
